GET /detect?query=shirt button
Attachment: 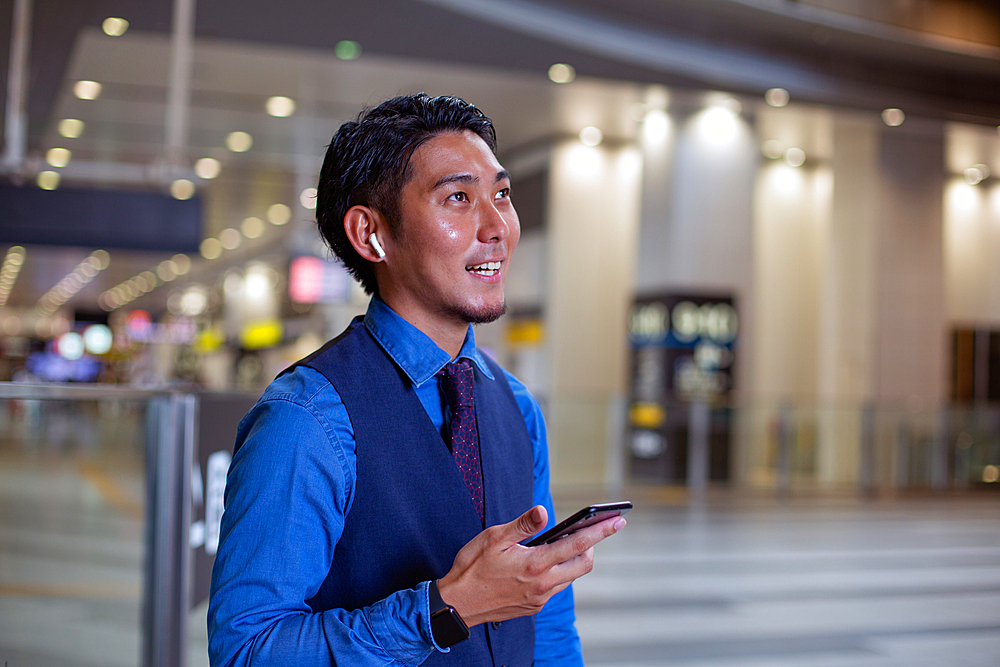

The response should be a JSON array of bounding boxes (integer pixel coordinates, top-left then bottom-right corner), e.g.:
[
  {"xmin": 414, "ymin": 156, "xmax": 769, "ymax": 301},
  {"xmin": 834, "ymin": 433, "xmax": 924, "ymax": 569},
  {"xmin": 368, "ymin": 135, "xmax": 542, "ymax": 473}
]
[{"xmin": 491, "ymin": 621, "xmax": 502, "ymax": 630}]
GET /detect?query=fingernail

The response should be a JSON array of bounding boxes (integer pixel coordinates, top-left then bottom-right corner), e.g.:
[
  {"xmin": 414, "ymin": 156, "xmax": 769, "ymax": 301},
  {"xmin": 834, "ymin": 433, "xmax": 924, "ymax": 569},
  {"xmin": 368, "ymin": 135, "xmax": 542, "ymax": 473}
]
[{"xmin": 613, "ymin": 518, "xmax": 626, "ymax": 531}]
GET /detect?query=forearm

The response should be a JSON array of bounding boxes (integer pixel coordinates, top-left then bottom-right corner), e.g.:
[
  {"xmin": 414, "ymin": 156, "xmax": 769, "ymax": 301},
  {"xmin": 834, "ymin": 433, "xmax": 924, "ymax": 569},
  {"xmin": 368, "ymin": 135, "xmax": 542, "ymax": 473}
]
[{"xmin": 210, "ymin": 583, "xmax": 435, "ymax": 667}]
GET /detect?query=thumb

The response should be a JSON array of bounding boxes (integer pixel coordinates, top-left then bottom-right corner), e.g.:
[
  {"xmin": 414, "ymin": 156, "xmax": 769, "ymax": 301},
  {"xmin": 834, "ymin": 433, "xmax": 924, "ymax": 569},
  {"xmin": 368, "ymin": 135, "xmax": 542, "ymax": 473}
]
[{"xmin": 511, "ymin": 505, "xmax": 547, "ymax": 538}]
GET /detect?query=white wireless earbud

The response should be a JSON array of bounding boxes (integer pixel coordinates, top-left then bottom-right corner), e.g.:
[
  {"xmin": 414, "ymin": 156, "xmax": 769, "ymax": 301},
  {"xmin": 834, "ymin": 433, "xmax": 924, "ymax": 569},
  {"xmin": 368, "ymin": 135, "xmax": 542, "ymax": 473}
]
[{"xmin": 368, "ymin": 233, "xmax": 386, "ymax": 259}]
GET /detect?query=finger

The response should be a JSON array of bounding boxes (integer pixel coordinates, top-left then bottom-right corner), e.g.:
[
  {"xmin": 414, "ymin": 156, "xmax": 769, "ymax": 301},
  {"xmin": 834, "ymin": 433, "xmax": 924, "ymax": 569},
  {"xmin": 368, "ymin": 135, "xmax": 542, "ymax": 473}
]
[
  {"xmin": 510, "ymin": 505, "xmax": 548, "ymax": 540},
  {"xmin": 548, "ymin": 546, "xmax": 596, "ymax": 583},
  {"xmin": 545, "ymin": 516, "xmax": 625, "ymax": 563}
]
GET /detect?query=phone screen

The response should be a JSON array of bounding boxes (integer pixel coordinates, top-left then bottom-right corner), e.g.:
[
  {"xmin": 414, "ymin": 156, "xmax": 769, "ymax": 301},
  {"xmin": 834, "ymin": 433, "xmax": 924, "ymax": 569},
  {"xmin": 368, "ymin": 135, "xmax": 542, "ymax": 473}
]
[{"xmin": 523, "ymin": 501, "xmax": 632, "ymax": 547}]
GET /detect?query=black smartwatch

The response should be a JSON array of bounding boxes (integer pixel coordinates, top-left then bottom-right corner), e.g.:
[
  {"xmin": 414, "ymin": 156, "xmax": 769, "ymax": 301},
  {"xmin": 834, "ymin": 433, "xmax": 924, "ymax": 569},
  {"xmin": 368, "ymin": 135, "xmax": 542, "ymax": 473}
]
[{"xmin": 429, "ymin": 580, "xmax": 470, "ymax": 648}]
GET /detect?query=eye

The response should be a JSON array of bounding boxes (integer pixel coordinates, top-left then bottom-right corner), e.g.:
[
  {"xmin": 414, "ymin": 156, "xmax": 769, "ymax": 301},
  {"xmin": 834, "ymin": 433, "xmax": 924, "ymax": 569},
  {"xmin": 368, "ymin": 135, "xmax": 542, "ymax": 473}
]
[
  {"xmin": 447, "ymin": 191, "xmax": 469, "ymax": 202},
  {"xmin": 495, "ymin": 187, "xmax": 510, "ymax": 200}
]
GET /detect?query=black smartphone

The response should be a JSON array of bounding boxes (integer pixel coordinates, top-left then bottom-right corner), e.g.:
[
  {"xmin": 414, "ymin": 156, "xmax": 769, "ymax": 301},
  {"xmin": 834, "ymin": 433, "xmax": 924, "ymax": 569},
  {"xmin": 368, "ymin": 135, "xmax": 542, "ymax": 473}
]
[{"xmin": 523, "ymin": 501, "xmax": 632, "ymax": 547}]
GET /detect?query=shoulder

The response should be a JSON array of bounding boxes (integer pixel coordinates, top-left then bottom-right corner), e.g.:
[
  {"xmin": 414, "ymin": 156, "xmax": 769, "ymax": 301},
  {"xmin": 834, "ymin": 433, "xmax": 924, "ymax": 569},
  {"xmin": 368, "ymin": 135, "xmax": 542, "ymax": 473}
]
[
  {"xmin": 495, "ymin": 364, "xmax": 545, "ymax": 436},
  {"xmin": 232, "ymin": 363, "xmax": 356, "ymax": 507},
  {"xmin": 236, "ymin": 363, "xmax": 351, "ymax": 457}
]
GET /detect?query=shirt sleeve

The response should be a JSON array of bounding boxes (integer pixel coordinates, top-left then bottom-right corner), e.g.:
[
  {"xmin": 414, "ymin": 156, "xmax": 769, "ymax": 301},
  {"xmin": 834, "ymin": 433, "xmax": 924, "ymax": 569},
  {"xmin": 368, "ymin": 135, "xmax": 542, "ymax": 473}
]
[
  {"xmin": 504, "ymin": 370, "xmax": 586, "ymax": 667},
  {"xmin": 207, "ymin": 374, "xmax": 437, "ymax": 667}
]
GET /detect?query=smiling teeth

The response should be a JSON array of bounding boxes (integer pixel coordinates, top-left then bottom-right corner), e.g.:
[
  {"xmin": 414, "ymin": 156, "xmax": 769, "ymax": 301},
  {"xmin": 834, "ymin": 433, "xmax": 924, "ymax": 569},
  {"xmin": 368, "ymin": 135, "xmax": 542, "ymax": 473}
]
[{"xmin": 468, "ymin": 261, "xmax": 501, "ymax": 274}]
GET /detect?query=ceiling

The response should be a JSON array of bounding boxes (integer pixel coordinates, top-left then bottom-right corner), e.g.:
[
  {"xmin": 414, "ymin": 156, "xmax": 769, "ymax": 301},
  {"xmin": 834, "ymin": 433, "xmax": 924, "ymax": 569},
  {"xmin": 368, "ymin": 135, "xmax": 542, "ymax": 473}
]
[{"xmin": 0, "ymin": 0, "xmax": 999, "ymax": 322}]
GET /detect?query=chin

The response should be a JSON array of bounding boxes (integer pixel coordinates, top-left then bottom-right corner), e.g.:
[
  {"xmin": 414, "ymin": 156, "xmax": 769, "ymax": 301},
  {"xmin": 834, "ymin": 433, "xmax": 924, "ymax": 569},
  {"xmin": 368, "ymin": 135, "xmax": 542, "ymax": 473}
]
[{"xmin": 447, "ymin": 300, "xmax": 507, "ymax": 325}]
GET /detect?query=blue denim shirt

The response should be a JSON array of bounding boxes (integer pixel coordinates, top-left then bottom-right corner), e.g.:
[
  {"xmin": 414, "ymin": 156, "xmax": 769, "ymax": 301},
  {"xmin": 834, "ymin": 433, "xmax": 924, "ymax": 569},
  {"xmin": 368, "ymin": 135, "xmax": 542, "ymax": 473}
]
[{"xmin": 208, "ymin": 298, "xmax": 583, "ymax": 667}]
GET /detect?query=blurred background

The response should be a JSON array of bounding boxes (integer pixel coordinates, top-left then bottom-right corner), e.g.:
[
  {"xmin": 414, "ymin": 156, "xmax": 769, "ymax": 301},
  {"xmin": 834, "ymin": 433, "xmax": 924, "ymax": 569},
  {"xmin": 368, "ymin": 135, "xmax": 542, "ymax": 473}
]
[{"xmin": 0, "ymin": 1, "xmax": 998, "ymax": 666}]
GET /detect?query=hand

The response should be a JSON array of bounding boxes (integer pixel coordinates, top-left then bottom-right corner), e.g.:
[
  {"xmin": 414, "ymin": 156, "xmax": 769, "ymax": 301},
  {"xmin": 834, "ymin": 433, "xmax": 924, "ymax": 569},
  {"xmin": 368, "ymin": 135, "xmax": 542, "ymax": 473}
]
[{"xmin": 437, "ymin": 505, "xmax": 626, "ymax": 627}]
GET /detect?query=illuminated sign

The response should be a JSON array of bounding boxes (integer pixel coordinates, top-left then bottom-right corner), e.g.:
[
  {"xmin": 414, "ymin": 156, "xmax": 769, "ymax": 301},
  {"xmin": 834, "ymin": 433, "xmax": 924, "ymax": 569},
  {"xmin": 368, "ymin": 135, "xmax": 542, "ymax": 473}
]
[{"xmin": 288, "ymin": 255, "xmax": 350, "ymax": 303}]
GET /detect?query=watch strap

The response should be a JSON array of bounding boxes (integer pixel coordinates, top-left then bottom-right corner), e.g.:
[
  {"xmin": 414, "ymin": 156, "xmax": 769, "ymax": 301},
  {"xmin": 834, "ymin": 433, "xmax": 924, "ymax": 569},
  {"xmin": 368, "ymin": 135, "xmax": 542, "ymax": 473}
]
[{"xmin": 428, "ymin": 580, "xmax": 470, "ymax": 648}]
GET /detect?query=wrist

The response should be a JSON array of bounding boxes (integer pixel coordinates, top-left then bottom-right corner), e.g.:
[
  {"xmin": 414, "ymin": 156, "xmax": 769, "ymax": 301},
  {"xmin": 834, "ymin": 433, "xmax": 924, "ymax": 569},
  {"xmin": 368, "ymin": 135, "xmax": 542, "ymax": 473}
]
[{"xmin": 428, "ymin": 580, "xmax": 470, "ymax": 648}]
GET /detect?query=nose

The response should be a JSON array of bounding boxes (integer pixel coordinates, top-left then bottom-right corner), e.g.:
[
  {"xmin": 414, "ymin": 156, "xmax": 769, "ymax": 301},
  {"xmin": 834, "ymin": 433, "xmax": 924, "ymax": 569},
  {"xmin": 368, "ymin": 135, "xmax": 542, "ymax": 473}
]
[{"xmin": 478, "ymin": 201, "xmax": 516, "ymax": 243}]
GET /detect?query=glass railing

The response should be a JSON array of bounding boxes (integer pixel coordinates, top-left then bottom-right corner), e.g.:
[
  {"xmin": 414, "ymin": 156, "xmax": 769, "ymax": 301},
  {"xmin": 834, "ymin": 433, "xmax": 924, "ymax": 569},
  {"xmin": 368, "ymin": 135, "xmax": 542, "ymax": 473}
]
[
  {"xmin": 0, "ymin": 384, "xmax": 256, "ymax": 667},
  {"xmin": 618, "ymin": 399, "xmax": 1000, "ymax": 494},
  {"xmin": 1, "ymin": 385, "xmax": 995, "ymax": 667}
]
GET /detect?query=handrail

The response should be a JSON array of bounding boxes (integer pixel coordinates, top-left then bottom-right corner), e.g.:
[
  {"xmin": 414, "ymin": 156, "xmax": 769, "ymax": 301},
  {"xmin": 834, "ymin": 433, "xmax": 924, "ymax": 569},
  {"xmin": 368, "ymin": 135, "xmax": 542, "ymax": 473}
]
[{"xmin": 0, "ymin": 381, "xmax": 258, "ymax": 401}]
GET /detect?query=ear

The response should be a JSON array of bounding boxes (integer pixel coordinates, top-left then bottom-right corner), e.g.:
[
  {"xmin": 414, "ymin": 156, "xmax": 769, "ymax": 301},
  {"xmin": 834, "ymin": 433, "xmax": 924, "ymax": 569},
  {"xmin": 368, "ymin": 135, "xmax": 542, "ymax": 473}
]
[{"xmin": 344, "ymin": 205, "xmax": 388, "ymax": 262}]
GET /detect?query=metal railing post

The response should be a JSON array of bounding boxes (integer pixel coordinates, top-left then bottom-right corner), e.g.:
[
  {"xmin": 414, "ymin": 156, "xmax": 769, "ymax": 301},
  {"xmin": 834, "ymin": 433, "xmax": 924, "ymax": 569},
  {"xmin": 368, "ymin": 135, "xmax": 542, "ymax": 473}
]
[
  {"xmin": 777, "ymin": 402, "xmax": 793, "ymax": 497},
  {"xmin": 687, "ymin": 400, "xmax": 710, "ymax": 501},
  {"xmin": 143, "ymin": 393, "xmax": 197, "ymax": 667}
]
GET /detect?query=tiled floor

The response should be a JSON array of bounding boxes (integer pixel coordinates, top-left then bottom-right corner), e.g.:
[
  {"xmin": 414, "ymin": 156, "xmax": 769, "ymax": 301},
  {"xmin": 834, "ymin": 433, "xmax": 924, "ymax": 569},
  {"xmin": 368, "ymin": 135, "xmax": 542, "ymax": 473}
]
[
  {"xmin": 573, "ymin": 495, "xmax": 1000, "ymax": 666},
  {"xmin": 2, "ymin": 446, "xmax": 999, "ymax": 666}
]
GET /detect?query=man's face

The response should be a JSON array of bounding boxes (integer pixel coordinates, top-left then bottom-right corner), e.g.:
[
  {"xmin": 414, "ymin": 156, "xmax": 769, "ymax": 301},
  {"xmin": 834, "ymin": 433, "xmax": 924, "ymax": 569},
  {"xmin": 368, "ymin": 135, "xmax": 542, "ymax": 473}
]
[{"xmin": 377, "ymin": 130, "xmax": 520, "ymax": 334}]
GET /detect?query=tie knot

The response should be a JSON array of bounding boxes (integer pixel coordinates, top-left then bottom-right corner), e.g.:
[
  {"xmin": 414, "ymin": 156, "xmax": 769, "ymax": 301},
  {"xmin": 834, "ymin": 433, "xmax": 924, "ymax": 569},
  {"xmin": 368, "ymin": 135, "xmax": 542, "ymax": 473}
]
[{"xmin": 439, "ymin": 359, "xmax": 474, "ymax": 408}]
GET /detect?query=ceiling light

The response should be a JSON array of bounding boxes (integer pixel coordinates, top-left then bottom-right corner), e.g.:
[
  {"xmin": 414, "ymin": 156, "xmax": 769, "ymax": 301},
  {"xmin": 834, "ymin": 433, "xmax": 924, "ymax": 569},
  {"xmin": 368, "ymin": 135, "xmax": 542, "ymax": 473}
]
[
  {"xmin": 171, "ymin": 178, "xmax": 195, "ymax": 200},
  {"xmin": 219, "ymin": 228, "xmax": 241, "ymax": 250},
  {"xmin": 0, "ymin": 247, "xmax": 25, "ymax": 307},
  {"xmin": 172, "ymin": 253, "xmax": 191, "ymax": 275},
  {"xmin": 58, "ymin": 118, "xmax": 84, "ymax": 138},
  {"xmin": 335, "ymin": 40, "xmax": 361, "ymax": 60},
  {"xmin": 882, "ymin": 108, "xmax": 905, "ymax": 127},
  {"xmin": 784, "ymin": 147, "xmax": 806, "ymax": 167},
  {"xmin": 548, "ymin": 63, "xmax": 575, "ymax": 84},
  {"xmin": 102, "ymin": 17, "xmax": 129, "ymax": 37},
  {"xmin": 180, "ymin": 288, "xmax": 208, "ymax": 317},
  {"xmin": 964, "ymin": 166, "xmax": 985, "ymax": 185},
  {"xmin": 299, "ymin": 187, "xmax": 317, "ymax": 210},
  {"xmin": 241, "ymin": 216, "xmax": 264, "ymax": 238},
  {"xmin": 92, "ymin": 249, "xmax": 110, "ymax": 269},
  {"xmin": 37, "ymin": 171, "xmax": 60, "ymax": 190},
  {"xmin": 74, "ymin": 80, "xmax": 102, "ymax": 100},
  {"xmin": 765, "ymin": 88, "xmax": 789, "ymax": 108},
  {"xmin": 266, "ymin": 96, "xmax": 296, "ymax": 117},
  {"xmin": 46, "ymin": 147, "xmax": 71, "ymax": 167},
  {"xmin": 579, "ymin": 126, "xmax": 603, "ymax": 147},
  {"xmin": 267, "ymin": 203, "xmax": 291, "ymax": 225},
  {"xmin": 157, "ymin": 261, "xmax": 177, "ymax": 282},
  {"xmin": 195, "ymin": 157, "xmax": 221, "ymax": 179},
  {"xmin": 761, "ymin": 140, "xmax": 783, "ymax": 159},
  {"xmin": 642, "ymin": 109, "xmax": 670, "ymax": 143},
  {"xmin": 698, "ymin": 106, "xmax": 739, "ymax": 145},
  {"xmin": 226, "ymin": 131, "xmax": 253, "ymax": 152},
  {"xmin": 200, "ymin": 238, "xmax": 222, "ymax": 260}
]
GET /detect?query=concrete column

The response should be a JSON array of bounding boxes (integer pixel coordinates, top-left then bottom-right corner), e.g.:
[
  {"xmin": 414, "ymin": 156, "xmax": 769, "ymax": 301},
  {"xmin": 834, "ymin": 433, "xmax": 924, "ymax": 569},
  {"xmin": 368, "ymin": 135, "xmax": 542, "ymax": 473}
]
[
  {"xmin": 874, "ymin": 121, "xmax": 947, "ymax": 408},
  {"xmin": 815, "ymin": 116, "xmax": 880, "ymax": 488},
  {"xmin": 545, "ymin": 142, "xmax": 642, "ymax": 488}
]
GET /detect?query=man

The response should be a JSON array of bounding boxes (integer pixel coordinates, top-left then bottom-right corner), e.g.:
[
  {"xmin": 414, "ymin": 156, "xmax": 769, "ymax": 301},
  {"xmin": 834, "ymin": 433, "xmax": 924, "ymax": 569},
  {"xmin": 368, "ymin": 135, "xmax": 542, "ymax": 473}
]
[{"xmin": 208, "ymin": 93, "xmax": 625, "ymax": 666}]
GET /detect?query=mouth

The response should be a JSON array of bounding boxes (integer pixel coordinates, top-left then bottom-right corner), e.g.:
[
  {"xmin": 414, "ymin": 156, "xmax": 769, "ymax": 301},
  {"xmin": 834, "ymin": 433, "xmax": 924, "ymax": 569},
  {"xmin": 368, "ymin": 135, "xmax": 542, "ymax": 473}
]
[{"xmin": 465, "ymin": 260, "xmax": 502, "ymax": 277}]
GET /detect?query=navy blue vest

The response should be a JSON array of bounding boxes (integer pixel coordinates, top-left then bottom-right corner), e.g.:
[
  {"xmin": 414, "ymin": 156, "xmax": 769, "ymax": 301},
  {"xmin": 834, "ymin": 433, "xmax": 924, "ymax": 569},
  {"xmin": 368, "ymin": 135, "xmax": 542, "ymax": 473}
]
[{"xmin": 296, "ymin": 318, "xmax": 536, "ymax": 666}]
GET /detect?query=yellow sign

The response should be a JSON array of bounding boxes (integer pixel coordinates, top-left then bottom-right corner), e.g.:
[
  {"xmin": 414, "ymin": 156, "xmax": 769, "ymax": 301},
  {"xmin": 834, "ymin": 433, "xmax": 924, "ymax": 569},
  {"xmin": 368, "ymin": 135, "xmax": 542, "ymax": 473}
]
[
  {"xmin": 240, "ymin": 320, "xmax": 283, "ymax": 350},
  {"xmin": 506, "ymin": 319, "xmax": 544, "ymax": 347},
  {"xmin": 629, "ymin": 402, "xmax": 666, "ymax": 429}
]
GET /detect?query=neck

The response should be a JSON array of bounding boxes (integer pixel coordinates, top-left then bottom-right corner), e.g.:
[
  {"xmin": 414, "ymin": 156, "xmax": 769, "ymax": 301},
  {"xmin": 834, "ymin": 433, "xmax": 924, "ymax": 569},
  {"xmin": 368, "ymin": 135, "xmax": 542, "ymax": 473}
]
[{"xmin": 379, "ymin": 294, "xmax": 467, "ymax": 359}]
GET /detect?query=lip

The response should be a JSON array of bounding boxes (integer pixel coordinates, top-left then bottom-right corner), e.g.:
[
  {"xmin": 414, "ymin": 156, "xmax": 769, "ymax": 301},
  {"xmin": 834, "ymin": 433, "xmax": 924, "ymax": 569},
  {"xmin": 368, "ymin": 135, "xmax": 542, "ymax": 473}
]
[{"xmin": 465, "ymin": 258, "xmax": 506, "ymax": 283}]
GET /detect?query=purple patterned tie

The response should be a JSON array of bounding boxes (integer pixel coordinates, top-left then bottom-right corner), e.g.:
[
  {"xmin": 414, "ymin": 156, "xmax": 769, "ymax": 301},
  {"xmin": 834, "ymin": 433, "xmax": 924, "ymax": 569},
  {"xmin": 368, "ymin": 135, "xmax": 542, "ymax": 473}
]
[{"xmin": 438, "ymin": 360, "xmax": 484, "ymax": 524}]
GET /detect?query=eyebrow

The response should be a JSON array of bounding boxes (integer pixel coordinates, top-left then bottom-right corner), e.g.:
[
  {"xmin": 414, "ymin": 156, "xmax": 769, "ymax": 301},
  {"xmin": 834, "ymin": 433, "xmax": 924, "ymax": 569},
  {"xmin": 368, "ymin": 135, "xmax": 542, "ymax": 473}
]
[{"xmin": 432, "ymin": 169, "xmax": 511, "ymax": 190}]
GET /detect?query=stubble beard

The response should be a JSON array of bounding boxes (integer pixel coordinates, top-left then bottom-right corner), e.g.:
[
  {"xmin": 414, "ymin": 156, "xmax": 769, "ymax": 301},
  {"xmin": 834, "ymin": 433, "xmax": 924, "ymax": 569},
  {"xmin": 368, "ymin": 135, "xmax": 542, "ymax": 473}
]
[{"xmin": 445, "ymin": 300, "xmax": 508, "ymax": 325}]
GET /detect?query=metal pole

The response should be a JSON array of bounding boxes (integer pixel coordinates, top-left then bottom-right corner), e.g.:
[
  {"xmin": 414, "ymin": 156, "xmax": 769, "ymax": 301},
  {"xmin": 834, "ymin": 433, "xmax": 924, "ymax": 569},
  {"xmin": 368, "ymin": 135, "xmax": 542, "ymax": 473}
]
[
  {"xmin": 165, "ymin": 0, "xmax": 196, "ymax": 170},
  {"xmin": 930, "ymin": 405, "xmax": 949, "ymax": 491},
  {"xmin": 2, "ymin": 0, "xmax": 32, "ymax": 172},
  {"xmin": 143, "ymin": 394, "xmax": 195, "ymax": 667},
  {"xmin": 777, "ymin": 402, "xmax": 793, "ymax": 497},
  {"xmin": 859, "ymin": 402, "xmax": 875, "ymax": 497},
  {"xmin": 687, "ymin": 400, "xmax": 710, "ymax": 501}
]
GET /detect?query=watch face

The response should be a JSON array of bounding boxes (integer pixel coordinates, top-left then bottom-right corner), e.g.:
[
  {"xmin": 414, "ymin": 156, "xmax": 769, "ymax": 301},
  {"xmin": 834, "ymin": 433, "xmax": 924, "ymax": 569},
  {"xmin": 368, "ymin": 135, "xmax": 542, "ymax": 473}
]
[{"xmin": 431, "ymin": 607, "xmax": 470, "ymax": 648}]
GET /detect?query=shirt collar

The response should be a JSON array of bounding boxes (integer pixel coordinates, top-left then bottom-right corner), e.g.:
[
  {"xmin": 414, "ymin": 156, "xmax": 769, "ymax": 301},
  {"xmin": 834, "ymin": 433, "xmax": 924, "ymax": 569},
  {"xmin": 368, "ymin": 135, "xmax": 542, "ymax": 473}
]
[{"xmin": 364, "ymin": 298, "xmax": 495, "ymax": 386}]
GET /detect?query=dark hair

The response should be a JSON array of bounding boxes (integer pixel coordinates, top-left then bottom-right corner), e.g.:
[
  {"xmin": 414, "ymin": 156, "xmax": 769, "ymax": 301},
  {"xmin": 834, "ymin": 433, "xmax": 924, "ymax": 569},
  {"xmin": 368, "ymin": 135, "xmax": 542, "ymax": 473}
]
[{"xmin": 315, "ymin": 93, "xmax": 498, "ymax": 295}]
